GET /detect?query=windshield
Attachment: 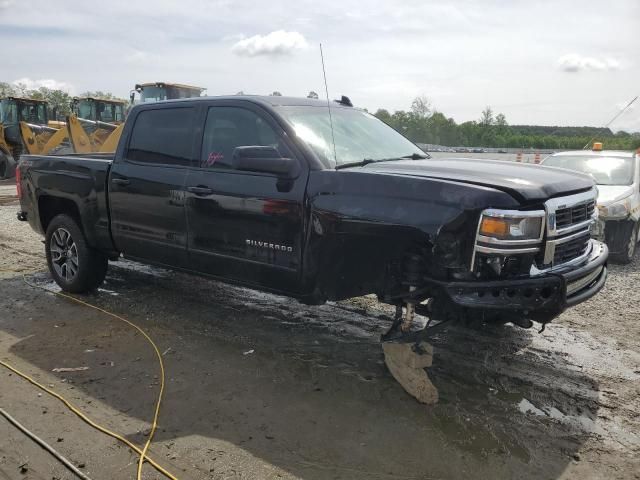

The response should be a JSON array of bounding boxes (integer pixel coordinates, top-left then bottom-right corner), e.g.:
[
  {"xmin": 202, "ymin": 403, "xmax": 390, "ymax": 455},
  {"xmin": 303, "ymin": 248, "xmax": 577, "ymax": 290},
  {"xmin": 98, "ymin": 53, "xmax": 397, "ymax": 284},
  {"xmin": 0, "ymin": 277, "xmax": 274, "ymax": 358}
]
[
  {"xmin": 97, "ymin": 102, "xmax": 124, "ymax": 123},
  {"xmin": 139, "ymin": 86, "xmax": 201, "ymax": 102},
  {"xmin": 544, "ymin": 155, "xmax": 635, "ymax": 186},
  {"xmin": 166, "ymin": 86, "xmax": 201, "ymax": 99},
  {"xmin": 18, "ymin": 102, "xmax": 47, "ymax": 124},
  {"xmin": 77, "ymin": 101, "xmax": 95, "ymax": 120},
  {"xmin": 140, "ymin": 86, "xmax": 167, "ymax": 102},
  {"xmin": 0, "ymin": 100, "xmax": 17, "ymax": 124},
  {"xmin": 279, "ymin": 106, "xmax": 425, "ymax": 167}
]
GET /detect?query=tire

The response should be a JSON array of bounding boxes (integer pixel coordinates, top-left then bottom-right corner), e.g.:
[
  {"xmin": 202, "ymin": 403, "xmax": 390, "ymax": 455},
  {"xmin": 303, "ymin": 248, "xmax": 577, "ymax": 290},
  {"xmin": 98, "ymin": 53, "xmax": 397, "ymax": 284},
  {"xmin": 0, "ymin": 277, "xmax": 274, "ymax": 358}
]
[
  {"xmin": 45, "ymin": 214, "xmax": 108, "ymax": 293},
  {"xmin": 610, "ymin": 220, "xmax": 639, "ymax": 265},
  {"xmin": 0, "ymin": 151, "xmax": 16, "ymax": 180}
]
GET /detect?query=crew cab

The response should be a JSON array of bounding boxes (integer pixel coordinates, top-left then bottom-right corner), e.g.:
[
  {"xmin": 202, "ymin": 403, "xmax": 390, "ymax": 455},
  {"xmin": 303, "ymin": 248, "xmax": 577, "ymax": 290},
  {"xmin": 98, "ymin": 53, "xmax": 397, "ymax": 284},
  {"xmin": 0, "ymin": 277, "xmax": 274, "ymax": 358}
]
[
  {"xmin": 16, "ymin": 96, "xmax": 608, "ymax": 338},
  {"xmin": 543, "ymin": 144, "xmax": 640, "ymax": 263}
]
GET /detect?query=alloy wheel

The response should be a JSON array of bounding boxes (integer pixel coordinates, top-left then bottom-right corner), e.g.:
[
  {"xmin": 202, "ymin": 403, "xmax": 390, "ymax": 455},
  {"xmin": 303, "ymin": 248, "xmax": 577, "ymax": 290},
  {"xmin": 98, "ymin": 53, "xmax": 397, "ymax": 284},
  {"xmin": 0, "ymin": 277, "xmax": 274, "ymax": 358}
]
[{"xmin": 50, "ymin": 227, "xmax": 79, "ymax": 281}]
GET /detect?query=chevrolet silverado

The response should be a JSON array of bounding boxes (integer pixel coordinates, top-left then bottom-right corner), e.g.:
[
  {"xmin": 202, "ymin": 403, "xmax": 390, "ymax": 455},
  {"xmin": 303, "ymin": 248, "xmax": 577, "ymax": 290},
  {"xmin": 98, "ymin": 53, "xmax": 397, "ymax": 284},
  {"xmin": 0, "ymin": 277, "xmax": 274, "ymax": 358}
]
[{"xmin": 16, "ymin": 96, "xmax": 608, "ymax": 340}]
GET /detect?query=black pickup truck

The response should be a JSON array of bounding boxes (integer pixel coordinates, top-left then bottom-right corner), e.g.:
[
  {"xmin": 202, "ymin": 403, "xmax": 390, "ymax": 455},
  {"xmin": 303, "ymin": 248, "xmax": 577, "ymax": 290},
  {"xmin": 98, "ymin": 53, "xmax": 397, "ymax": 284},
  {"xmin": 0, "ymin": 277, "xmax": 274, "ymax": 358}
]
[{"xmin": 17, "ymin": 95, "xmax": 608, "ymax": 339}]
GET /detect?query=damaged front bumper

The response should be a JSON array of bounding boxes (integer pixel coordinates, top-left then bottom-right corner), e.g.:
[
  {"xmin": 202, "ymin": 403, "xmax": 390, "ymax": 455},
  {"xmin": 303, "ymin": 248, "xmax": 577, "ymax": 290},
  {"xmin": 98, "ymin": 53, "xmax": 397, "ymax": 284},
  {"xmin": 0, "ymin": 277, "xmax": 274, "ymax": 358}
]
[{"xmin": 443, "ymin": 240, "xmax": 608, "ymax": 321}]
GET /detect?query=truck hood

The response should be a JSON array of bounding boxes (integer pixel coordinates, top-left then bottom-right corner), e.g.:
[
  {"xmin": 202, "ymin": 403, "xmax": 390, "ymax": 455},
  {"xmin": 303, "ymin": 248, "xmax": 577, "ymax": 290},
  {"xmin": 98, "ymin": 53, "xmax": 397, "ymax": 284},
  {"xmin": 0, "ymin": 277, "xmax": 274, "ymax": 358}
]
[
  {"xmin": 596, "ymin": 185, "xmax": 634, "ymax": 206},
  {"xmin": 362, "ymin": 158, "xmax": 595, "ymax": 203}
]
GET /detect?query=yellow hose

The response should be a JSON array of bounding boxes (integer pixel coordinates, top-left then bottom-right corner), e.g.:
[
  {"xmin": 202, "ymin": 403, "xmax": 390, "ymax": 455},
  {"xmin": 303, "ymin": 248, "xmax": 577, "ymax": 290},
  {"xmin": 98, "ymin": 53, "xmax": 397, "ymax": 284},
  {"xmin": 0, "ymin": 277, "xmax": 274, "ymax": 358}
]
[{"xmin": 0, "ymin": 272, "xmax": 178, "ymax": 480}]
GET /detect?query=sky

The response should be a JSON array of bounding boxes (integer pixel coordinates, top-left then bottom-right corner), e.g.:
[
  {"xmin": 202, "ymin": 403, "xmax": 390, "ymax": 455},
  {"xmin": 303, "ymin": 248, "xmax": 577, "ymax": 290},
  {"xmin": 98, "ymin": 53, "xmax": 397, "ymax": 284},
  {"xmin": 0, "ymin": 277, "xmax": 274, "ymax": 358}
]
[{"xmin": 1, "ymin": 0, "xmax": 639, "ymax": 132}]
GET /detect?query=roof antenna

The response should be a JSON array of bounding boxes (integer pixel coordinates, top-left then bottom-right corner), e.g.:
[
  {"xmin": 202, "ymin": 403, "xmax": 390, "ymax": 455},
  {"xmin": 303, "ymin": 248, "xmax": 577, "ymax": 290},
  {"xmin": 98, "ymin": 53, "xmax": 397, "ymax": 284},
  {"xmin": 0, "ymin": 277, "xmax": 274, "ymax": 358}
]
[
  {"xmin": 582, "ymin": 95, "xmax": 638, "ymax": 149},
  {"xmin": 320, "ymin": 43, "xmax": 338, "ymax": 164}
]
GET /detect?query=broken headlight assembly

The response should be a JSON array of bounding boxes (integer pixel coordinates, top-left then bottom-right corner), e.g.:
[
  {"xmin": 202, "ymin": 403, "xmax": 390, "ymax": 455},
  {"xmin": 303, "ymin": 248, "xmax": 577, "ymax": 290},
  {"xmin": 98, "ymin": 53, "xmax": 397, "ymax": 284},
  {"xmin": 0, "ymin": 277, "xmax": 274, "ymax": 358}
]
[
  {"xmin": 472, "ymin": 209, "xmax": 546, "ymax": 276},
  {"xmin": 598, "ymin": 196, "xmax": 631, "ymax": 219}
]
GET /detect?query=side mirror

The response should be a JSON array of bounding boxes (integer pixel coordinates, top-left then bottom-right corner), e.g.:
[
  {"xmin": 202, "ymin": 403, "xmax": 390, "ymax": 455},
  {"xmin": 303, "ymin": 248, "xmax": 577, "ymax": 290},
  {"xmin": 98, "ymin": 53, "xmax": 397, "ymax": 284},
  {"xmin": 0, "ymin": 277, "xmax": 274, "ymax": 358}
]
[{"xmin": 232, "ymin": 146, "xmax": 298, "ymax": 177}]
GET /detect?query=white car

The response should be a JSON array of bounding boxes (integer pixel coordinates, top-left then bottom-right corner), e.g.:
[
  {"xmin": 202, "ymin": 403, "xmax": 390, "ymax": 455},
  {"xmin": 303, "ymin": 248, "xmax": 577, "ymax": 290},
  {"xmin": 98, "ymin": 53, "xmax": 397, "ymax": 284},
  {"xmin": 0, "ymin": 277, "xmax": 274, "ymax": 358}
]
[{"xmin": 542, "ymin": 144, "xmax": 640, "ymax": 264}]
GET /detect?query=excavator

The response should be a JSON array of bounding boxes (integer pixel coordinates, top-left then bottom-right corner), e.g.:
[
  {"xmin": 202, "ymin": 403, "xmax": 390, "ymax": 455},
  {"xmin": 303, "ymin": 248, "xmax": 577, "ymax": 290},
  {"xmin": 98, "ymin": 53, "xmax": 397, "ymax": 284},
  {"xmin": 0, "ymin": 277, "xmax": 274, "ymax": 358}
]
[
  {"xmin": 67, "ymin": 82, "xmax": 205, "ymax": 154},
  {"xmin": 0, "ymin": 96, "xmax": 55, "ymax": 179}
]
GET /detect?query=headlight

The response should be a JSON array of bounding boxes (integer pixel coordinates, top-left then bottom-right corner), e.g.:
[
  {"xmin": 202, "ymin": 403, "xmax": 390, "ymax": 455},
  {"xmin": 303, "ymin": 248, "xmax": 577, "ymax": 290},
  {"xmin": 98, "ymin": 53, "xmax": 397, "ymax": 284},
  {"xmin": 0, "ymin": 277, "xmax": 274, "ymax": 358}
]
[
  {"xmin": 479, "ymin": 210, "xmax": 545, "ymax": 241},
  {"xmin": 598, "ymin": 197, "xmax": 631, "ymax": 219}
]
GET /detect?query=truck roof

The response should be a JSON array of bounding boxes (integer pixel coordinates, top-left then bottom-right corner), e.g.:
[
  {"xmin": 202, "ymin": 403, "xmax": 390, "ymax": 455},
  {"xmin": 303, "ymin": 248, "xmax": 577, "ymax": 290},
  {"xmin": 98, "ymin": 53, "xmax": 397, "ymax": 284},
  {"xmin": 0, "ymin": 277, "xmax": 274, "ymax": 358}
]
[{"xmin": 139, "ymin": 95, "xmax": 354, "ymax": 109}]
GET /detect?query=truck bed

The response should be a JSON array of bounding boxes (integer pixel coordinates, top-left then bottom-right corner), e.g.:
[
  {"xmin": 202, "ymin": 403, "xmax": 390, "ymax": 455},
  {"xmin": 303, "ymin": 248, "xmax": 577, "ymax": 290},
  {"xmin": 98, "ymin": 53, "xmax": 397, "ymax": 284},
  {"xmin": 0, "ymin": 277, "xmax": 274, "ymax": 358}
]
[{"xmin": 18, "ymin": 153, "xmax": 115, "ymax": 254}]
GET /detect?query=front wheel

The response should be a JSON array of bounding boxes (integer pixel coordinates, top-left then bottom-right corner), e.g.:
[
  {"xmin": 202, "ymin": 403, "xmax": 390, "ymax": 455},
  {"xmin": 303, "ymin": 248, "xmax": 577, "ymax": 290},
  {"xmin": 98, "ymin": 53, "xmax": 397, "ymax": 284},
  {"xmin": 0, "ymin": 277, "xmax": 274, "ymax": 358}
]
[
  {"xmin": 45, "ymin": 214, "xmax": 108, "ymax": 292},
  {"xmin": 610, "ymin": 220, "xmax": 639, "ymax": 264}
]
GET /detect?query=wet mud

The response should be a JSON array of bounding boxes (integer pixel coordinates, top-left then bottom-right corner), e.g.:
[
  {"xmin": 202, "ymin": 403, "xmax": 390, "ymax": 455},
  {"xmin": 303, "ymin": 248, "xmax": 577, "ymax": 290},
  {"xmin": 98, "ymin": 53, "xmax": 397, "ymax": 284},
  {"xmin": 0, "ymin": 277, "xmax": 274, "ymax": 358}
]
[{"xmin": 1, "ymin": 200, "xmax": 639, "ymax": 479}]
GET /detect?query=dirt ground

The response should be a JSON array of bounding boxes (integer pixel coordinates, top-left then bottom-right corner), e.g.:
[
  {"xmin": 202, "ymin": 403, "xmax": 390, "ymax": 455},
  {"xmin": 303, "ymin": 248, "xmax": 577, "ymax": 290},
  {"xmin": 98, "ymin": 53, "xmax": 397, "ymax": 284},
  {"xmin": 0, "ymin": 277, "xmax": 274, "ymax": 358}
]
[{"xmin": 0, "ymin": 178, "xmax": 639, "ymax": 480}]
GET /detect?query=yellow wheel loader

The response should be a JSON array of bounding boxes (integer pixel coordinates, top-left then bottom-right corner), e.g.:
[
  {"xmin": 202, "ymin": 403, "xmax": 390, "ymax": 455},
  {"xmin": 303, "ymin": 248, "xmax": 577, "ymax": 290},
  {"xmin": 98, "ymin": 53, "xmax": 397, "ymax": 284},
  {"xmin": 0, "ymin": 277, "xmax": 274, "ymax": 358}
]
[
  {"xmin": 66, "ymin": 84, "xmax": 205, "ymax": 154},
  {"xmin": 0, "ymin": 97, "xmax": 58, "ymax": 179},
  {"xmin": 19, "ymin": 121, "xmax": 70, "ymax": 156},
  {"xmin": 66, "ymin": 115, "xmax": 123, "ymax": 154},
  {"xmin": 65, "ymin": 97, "xmax": 128, "ymax": 154},
  {"xmin": 71, "ymin": 96, "xmax": 126, "ymax": 124}
]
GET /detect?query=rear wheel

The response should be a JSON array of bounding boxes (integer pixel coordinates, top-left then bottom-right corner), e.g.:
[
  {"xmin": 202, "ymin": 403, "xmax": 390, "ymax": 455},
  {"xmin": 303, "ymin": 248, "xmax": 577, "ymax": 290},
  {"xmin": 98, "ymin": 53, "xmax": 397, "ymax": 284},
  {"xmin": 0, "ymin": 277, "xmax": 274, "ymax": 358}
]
[{"xmin": 45, "ymin": 214, "xmax": 108, "ymax": 292}]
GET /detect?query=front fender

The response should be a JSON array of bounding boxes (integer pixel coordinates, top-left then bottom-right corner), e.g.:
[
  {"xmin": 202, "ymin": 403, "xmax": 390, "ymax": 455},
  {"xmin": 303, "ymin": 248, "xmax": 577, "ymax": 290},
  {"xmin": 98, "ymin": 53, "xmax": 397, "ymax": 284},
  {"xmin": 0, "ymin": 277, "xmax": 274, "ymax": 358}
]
[{"xmin": 301, "ymin": 170, "xmax": 520, "ymax": 301}]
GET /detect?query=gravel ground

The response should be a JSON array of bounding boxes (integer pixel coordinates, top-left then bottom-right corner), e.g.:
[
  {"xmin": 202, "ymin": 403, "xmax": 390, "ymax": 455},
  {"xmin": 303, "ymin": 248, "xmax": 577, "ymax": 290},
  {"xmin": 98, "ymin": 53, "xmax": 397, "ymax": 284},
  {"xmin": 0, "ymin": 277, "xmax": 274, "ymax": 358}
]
[{"xmin": 0, "ymin": 180, "xmax": 639, "ymax": 480}]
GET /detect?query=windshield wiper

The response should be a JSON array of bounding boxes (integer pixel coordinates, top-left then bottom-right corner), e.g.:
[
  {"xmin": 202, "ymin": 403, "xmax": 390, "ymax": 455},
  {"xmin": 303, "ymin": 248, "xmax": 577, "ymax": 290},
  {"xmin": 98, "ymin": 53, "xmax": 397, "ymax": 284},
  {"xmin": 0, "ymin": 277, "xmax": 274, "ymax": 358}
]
[
  {"xmin": 335, "ymin": 153, "xmax": 429, "ymax": 170},
  {"xmin": 335, "ymin": 158, "xmax": 380, "ymax": 170}
]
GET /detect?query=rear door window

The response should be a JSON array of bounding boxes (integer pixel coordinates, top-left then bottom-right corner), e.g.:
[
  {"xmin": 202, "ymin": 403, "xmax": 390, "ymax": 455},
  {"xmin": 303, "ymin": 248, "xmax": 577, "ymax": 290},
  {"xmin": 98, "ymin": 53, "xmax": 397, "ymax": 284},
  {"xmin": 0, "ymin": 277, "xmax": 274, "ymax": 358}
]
[{"xmin": 127, "ymin": 107, "xmax": 196, "ymax": 166}]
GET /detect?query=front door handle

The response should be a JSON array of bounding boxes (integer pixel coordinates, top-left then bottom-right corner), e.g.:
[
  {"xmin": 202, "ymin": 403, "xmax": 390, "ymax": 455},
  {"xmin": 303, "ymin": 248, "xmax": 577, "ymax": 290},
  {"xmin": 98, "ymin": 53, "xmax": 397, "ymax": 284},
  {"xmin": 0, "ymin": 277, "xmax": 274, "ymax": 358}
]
[
  {"xmin": 187, "ymin": 186, "xmax": 213, "ymax": 195},
  {"xmin": 112, "ymin": 177, "xmax": 130, "ymax": 186}
]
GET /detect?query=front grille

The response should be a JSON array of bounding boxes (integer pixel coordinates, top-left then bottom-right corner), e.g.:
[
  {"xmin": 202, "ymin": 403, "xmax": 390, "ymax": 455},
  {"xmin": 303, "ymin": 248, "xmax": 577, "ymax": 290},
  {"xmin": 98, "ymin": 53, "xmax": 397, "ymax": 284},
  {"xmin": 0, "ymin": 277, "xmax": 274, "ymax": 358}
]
[
  {"xmin": 553, "ymin": 233, "xmax": 591, "ymax": 264},
  {"xmin": 555, "ymin": 200, "xmax": 595, "ymax": 229}
]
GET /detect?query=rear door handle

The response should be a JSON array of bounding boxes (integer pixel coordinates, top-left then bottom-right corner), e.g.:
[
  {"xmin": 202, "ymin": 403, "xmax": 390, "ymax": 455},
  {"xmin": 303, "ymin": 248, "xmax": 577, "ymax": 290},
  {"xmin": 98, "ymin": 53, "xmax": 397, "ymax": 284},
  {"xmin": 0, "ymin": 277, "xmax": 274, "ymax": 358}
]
[
  {"xmin": 112, "ymin": 178, "xmax": 130, "ymax": 186},
  {"xmin": 187, "ymin": 186, "xmax": 213, "ymax": 195}
]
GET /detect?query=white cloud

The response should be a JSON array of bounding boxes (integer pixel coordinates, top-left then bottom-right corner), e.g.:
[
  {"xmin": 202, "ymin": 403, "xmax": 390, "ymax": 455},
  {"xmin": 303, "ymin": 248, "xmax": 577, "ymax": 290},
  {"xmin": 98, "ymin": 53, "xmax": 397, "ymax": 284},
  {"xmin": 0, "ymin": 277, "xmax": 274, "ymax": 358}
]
[
  {"xmin": 12, "ymin": 77, "xmax": 75, "ymax": 93},
  {"xmin": 123, "ymin": 50, "xmax": 162, "ymax": 65},
  {"xmin": 232, "ymin": 30, "xmax": 308, "ymax": 57},
  {"xmin": 1, "ymin": 1, "xmax": 638, "ymax": 129},
  {"xmin": 557, "ymin": 54, "xmax": 622, "ymax": 73},
  {"xmin": 124, "ymin": 50, "xmax": 150, "ymax": 63},
  {"xmin": 0, "ymin": 0, "xmax": 14, "ymax": 9}
]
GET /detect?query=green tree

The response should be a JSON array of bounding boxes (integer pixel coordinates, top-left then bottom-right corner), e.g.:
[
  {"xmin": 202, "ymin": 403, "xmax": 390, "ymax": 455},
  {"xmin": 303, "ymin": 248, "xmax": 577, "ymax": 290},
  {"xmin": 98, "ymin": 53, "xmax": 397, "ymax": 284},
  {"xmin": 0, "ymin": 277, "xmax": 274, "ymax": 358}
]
[
  {"xmin": 79, "ymin": 91, "xmax": 126, "ymax": 102},
  {"xmin": 12, "ymin": 82, "xmax": 29, "ymax": 97},
  {"xmin": 26, "ymin": 87, "xmax": 72, "ymax": 117},
  {"xmin": 374, "ymin": 109, "xmax": 392, "ymax": 125},
  {"xmin": 480, "ymin": 106, "xmax": 494, "ymax": 127},
  {"xmin": 0, "ymin": 82, "xmax": 17, "ymax": 97},
  {"xmin": 368, "ymin": 99, "xmax": 639, "ymax": 150},
  {"xmin": 410, "ymin": 96, "xmax": 431, "ymax": 119}
]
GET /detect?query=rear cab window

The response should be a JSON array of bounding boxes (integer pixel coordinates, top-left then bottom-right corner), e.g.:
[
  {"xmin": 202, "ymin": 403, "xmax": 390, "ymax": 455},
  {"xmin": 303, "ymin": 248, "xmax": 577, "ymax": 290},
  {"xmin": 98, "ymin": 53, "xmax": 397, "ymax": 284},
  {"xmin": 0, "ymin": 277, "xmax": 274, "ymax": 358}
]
[{"xmin": 126, "ymin": 107, "xmax": 196, "ymax": 166}]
